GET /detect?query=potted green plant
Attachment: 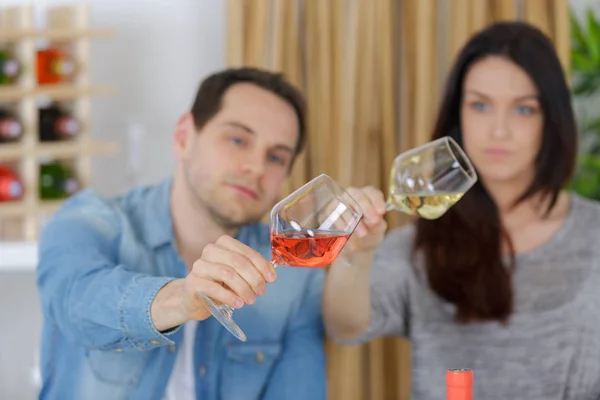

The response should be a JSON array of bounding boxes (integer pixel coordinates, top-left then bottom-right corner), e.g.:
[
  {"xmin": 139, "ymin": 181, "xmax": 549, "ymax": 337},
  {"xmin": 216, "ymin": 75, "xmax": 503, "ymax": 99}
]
[{"xmin": 569, "ymin": 7, "xmax": 600, "ymax": 199}]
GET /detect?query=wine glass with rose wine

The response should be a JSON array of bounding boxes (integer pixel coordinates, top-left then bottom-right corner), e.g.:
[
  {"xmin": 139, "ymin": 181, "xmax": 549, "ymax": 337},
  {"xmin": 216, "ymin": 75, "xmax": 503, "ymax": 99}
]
[
  {"xmin": 385, "ymin": 136, "xmax": 478, "ymax": 219},
  {"xmin": 197, "ymin": 173, "xmax": 363, "ymax": 341}
]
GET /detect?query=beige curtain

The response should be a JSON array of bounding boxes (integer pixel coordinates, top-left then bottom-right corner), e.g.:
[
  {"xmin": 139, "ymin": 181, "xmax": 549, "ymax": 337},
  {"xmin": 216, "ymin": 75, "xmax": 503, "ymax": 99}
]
[{"xmin": 225, "ymin": 0, "xmax": 569, "ymax": 398}]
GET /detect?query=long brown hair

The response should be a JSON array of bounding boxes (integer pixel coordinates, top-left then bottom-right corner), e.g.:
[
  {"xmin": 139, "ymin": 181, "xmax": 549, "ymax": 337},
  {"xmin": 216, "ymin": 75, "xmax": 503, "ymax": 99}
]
[{"xmin": 413, "ymin": 22, "xmax": 577, "ymax": 323}]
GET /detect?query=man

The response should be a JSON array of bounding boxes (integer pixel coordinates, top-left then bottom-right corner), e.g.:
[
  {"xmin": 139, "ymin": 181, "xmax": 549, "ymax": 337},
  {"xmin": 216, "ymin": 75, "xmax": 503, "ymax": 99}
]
[{"xmin": 36, "ymin": 67, "xmax": 326, "ymax": 400}]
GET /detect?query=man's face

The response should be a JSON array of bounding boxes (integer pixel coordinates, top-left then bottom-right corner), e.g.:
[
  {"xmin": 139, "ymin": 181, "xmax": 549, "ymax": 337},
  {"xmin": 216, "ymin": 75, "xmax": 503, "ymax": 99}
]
[{"xmin": 173, "ymin": 82, "xmax": 300, "ymax": 228}]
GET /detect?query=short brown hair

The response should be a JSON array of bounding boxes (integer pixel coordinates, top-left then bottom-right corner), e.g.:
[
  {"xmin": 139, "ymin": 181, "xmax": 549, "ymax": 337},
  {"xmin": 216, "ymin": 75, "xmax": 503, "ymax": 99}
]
[{"xmin": 190, "ymin": 67, "xmax": 307, "ymax": 157}]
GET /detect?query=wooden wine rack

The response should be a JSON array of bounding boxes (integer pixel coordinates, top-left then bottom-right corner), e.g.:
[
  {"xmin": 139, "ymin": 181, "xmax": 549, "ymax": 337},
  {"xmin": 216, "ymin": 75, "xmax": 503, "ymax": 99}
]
[{"xmin": 0, "ymin": 3, "xmax": 115, "ymax": 241}]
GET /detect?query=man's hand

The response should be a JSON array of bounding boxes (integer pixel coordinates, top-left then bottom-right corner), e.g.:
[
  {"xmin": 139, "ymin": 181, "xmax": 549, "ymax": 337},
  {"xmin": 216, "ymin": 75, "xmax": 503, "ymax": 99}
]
[{"xmin": 151, "ymin": 235, "xmax": 276, "ymax": 332}]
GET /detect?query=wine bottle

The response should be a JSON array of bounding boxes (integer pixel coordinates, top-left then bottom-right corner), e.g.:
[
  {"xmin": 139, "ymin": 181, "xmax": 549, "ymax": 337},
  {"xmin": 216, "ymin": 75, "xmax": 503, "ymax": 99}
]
[
  {"xmin": 446, "ymin": 368, "xmax": 473, "ymax": 400},
  {"xmin": 0, "ymin": 49, "xmax": 20, "ymax": 84},
  {"xmin": 36, "ymin": 48, "xmax": 77, "ymax": 85},
  {"xmin": 0, "ymin": 109, "xmax": 23, "ymax": 143},
  {"xmin": 0, "ymin": 164, "xmax": 24, "ymax": 202},
  {"xmin": 39, "ymin": 103, "xmax": 80, "ymax": 141},
  {"xmin": 39, "ymin": 160, "xmax": 79, "ymax": 200}
]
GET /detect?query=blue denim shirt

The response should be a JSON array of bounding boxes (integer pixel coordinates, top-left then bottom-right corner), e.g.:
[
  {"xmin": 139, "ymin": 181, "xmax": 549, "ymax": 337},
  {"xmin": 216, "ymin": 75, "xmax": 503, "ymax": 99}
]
[{"xmin": 36, "ymin": 178, "xmax": 327, "ymax": 400}]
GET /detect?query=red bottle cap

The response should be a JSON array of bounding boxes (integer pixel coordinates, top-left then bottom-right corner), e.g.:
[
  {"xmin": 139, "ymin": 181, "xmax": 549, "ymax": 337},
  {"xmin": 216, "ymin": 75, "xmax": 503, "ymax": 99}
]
[
  {"xmin": 446, "ymin": 368, "xmax": 473, "ymax": 400},
  {"xmin": 0, "ymin": 166, "xmax": 24, "ymax": 202}
]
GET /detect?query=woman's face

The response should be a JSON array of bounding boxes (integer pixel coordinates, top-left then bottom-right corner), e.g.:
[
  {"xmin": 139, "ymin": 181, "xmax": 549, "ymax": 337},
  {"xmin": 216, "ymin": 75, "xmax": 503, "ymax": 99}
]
[{"xmin": 460, "ymin": 56, "xmax": 544, "ymax": 187}]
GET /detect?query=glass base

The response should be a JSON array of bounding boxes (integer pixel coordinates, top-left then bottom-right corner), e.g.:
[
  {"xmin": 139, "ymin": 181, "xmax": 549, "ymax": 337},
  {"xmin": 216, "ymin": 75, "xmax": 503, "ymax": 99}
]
[{"xmin": 197, "ymin": 291, "xmax": 247, "ymax": 341}]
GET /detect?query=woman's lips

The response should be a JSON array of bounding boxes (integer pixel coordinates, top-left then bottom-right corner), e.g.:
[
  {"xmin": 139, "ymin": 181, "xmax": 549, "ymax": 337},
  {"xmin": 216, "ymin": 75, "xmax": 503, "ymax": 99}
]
[{"xmin": 484, "ymin": 148, "xmax": 511, "ymax": 160}]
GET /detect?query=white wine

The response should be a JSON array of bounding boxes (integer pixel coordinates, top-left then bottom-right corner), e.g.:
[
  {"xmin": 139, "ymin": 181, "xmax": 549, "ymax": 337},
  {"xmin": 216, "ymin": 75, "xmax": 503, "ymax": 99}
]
[{"xmin": 387, "ymin": 191, "xmax": 464, "ymax": 220}]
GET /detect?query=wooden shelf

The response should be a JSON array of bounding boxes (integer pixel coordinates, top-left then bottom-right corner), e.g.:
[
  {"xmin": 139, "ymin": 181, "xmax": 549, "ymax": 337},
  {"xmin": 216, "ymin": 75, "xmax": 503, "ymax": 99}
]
[
  {"xmin": 0, "ymin": 200, "xmax": 26, "ymax": 217},
  {"xmin": 0, "ymin": 142, "xmax": 25, "ymax": 159},
  {"xmin": 0, "ymin": 199, "xmax": 67, "ymax": 217},
  {"xmin": 0, "ymin": 84, "xmax": 114, "ymax": 100},
  {"xmin": 39, "ymin": 199, "xmax": 64, "ymax": 213},
  {"xmin": 0, "ymin": 85, "xmax": 26, "ymax": 100},
  {"xmin": 37, "ymin": 140, "xmax": 118, "ymax": 157},
  {"xmin": 35, "ymin": 84, "xmax": 115, "ymax": 99},
  {"xmin": 0, "ymin": 140, "xmax": 117, "ymax": 160},
  {"xmin": 0, "ymin": 27, "xmax": 113, "ymax": 42},
  {"xmin": 0, "ymin": 3, "xmax": 115, "ymax": 242}
]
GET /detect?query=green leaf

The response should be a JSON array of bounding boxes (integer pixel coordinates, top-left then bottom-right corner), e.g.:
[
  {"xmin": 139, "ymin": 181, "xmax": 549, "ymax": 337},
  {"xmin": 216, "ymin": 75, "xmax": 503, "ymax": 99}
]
[
  {"xmin": 570, "ymin": 157, "xmax": 600, "ymax": 199},
  {"xmin": 585, "ymin": 8, "xmax": 600, "ymax": 63},
  {"xmin": 571, "ymin": 10, "xmax": 587, "ymax": 51},
  {"xmin": 572, "ymin": 73, "xmax": 599, "ymax": 96},
  {"xmin": 569, "ymin": 7, "xmax": 600, "ymax": 201},
  {"xmin": 578, "ymin": 154, "xmax": 600, "ymax": 169},
  {"xmin": 584, "ymin": 117, "xmax": 600, "ymax": 134},
  {"xmin": 571, "ymin": 49, "xmax": 597, "ymax": 72}
]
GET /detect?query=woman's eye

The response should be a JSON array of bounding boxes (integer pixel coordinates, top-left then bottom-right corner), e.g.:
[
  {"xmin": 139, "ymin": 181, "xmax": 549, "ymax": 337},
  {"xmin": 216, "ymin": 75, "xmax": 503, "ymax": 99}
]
[
  {"xmin": 471, "ymin": 101, "xmax": 488, "ymax": 111},
  {"xmin": 516, "ymin": 105, "xmax": 535, "ymax": 116}
]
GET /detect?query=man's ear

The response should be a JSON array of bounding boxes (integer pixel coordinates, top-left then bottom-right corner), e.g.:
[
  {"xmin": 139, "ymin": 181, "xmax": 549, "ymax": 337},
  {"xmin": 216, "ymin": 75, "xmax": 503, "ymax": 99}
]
[{"xmin": 173, "ymin": 112, "xmax": 196, "ymax": 158}]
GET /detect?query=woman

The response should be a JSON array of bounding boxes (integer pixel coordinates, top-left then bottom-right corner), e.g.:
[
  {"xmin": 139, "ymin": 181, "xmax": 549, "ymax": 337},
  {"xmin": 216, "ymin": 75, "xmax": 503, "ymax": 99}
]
[{"xmin": 323, "ymin": 21, "xmax": 600, "ymax": 399}]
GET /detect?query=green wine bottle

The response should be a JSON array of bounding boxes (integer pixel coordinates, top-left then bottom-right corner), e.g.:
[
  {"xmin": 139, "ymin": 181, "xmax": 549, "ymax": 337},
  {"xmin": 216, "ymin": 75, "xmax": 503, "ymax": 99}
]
[
  {"xmin": 39, "ymin": 160, "xmax": 79, "ymax": 200},
  {"xmin": 0, "ymin": 49, "xmax": 20, "ymax": 84}
]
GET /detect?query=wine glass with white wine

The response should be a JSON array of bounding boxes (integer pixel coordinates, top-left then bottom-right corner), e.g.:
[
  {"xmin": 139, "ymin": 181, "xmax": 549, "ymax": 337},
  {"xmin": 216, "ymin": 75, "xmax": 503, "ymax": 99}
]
[{"xmin": 386, "ymin": 136, "xmax": 477, "ymax": 219}]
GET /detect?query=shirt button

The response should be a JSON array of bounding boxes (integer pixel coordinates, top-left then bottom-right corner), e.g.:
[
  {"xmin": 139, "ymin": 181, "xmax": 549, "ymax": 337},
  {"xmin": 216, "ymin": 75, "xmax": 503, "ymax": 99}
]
[
  {"xmin": 198, "ymin": 366, "xmax": 206, "ymax": 376},
  {"xmin": 150, "ymin": 340, "xmax": 160, "ymax": 345},
  {"xmin": 256, "ymin": 351, "xmax": 265, "ymax": 363},
  {"xmin": 115, "ymin": 348, "xmax": 123, "ymax": 352},
  {"xmin": 168, "ymin": 345, "xmax": 176, "ymax": 353}
]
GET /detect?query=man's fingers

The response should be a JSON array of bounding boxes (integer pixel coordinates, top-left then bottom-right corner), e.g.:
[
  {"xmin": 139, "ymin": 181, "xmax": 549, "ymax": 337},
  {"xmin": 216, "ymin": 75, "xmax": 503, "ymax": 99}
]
[
  {"xmin": 215, "ymin": 235, "xmax": 276, "ymax": 283},
  {"xmin": 192, "ymin": 257, "xmax": 257, "ymax": 305},
  {"xmin": 193, "ymin": 279, "xmax": 244, "ymax": 310}
]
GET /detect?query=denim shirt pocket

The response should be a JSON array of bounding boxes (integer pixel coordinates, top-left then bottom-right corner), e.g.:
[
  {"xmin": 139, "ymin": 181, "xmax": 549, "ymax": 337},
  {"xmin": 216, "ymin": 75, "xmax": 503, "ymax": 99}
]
[
  {"xmin": 85, "ymin": 348, "xmax": 149, "ymax": 387},
  {"xmin": 221, "ymin": 341, "xmax": 283, "ymax": 399}
]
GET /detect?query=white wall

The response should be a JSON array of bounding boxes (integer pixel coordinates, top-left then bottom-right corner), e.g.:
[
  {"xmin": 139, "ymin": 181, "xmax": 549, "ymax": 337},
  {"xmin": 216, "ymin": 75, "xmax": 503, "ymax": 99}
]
[
  {"xmin": 85, "ymin": 0, "xmax": 226, "ymax": 195},
  {"xmin": 0, "ymin": 1, "xmax": 226, "ymax": 399}
]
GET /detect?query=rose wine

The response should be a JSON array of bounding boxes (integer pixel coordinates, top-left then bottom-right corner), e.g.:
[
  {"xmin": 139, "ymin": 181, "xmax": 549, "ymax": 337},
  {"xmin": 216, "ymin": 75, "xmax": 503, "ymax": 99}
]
[
  {"xmin": 388, "ymin": 191, "xmax": 464, "ymax": 220},
  {"xmin": 271, "ymin": 230, "xmax": 350, "ymax": 268}
]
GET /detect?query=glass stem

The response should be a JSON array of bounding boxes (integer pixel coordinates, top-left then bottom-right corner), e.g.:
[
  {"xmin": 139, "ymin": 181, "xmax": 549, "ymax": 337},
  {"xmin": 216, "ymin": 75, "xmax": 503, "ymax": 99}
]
[
  {"xmin": 223, "ymin": 304, "xmax": 233, "ymax": 316},
  {"xmin": 385, "ymin": 200, "xmax": 395, "ymax": 212}
]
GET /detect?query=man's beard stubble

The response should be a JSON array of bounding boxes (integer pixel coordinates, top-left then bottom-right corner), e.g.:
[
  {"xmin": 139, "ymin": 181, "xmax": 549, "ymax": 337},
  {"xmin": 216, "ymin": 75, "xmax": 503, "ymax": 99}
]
[
  {"xmin": 204, "ymin": 197, "xmax": 264, "ymax": 229},
  {"xmin": 184, "ymin": 172, "xmax": 266, "ymax": 230}
]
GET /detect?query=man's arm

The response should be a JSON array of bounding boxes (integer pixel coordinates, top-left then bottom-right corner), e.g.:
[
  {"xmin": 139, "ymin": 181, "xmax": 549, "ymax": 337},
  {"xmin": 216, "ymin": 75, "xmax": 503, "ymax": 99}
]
[
  {"xmin": 37, "ymin": 199, "xmax": 277, "ymax": 353},
  {"xmin": 36, "ymin": 203, "xmax": 181, "ymax": 352},
  {"xmin": 261, "ymin": 269, "xmax": 327, "ymax": 400}
]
